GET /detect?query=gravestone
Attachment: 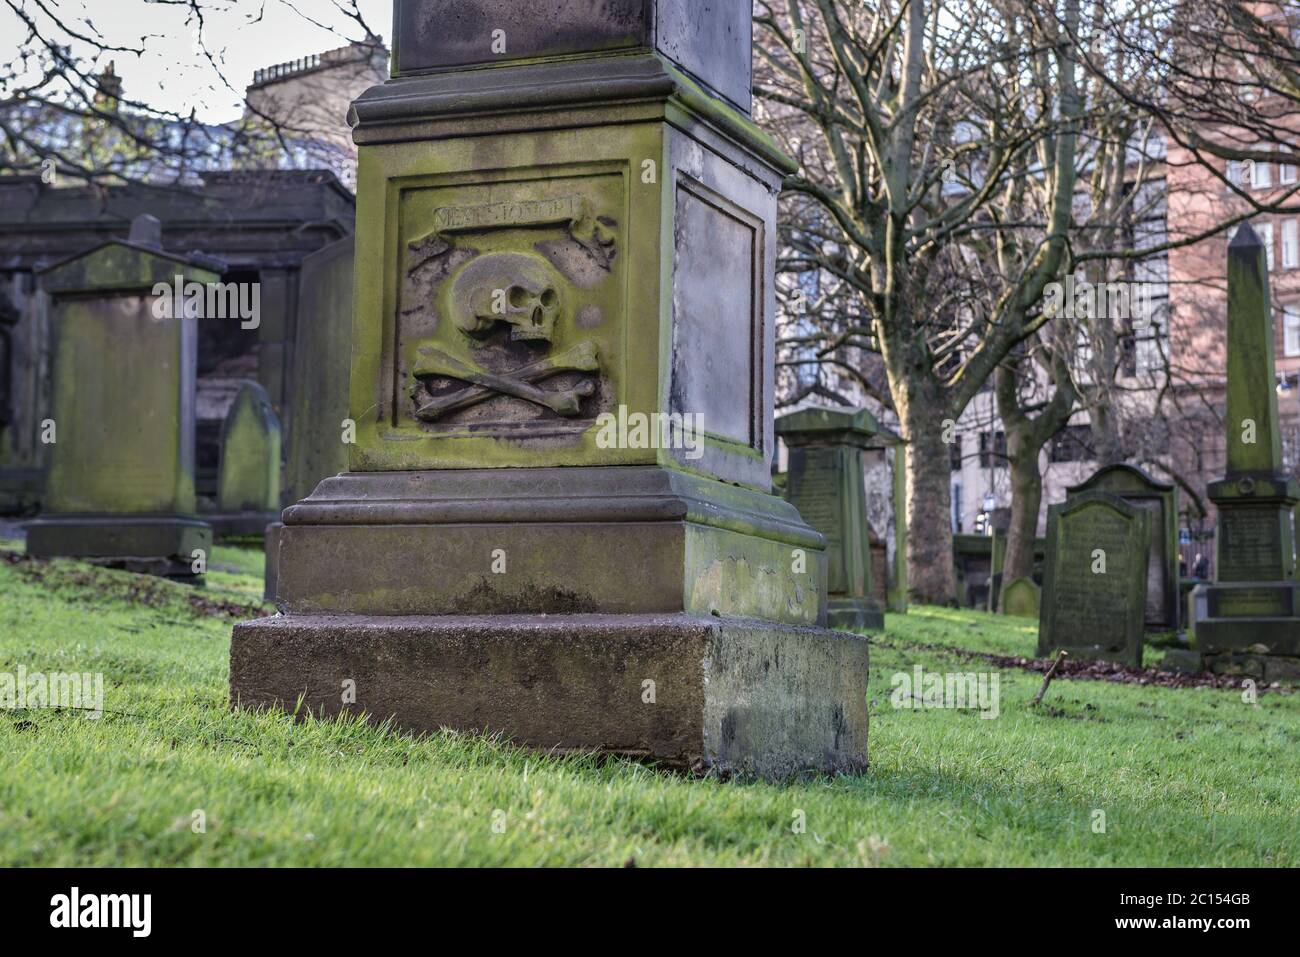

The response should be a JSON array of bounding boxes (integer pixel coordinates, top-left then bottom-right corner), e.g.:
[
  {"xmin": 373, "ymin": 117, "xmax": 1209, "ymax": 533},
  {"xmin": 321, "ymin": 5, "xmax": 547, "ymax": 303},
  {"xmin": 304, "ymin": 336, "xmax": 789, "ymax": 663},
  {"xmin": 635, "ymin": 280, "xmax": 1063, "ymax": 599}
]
[
  {"xmin": 230, "ymin": 0, "xmax": 870, "ymax": 778},
  {"xmin": 25, "ymin": 214, "xmax": 215, "ymax": 578},
  {"xmin": 862, "ymin": 427, "xmax": 908, "ymax": 612},
  {"xmin": 1068, "ymin": 463, "xmax": 1179, "ymax": 630},
  {"xmin": 212, "ymin": 381, "xmax": 282, "ymax": 536},
  {"xmin": 285, "ymin": 236, "xmax": 354, "ymax": 504},
  {"xmin": 1038, "ymin": 490, "xmax": 1150, "ymax": 667},
  {"xmin": 775, "ymin": 407, "xmax": 884, "ymax": 632},
  {"xmin": 1001, "ymin": 576, "xmax": 1040, "ymax": 618},
  {"xmin": 1196, "ymin": 223, "xmax": 1300, "ymax": 682}
]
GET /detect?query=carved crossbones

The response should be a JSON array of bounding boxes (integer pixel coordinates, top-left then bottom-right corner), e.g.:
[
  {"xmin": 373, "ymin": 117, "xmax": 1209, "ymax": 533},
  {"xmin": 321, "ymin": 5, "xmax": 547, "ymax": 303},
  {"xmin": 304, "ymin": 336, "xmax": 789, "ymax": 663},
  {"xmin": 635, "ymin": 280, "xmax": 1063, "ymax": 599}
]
[{"xmin": 412, "ymin": 340, "xmax": 600, "ymax": 421}]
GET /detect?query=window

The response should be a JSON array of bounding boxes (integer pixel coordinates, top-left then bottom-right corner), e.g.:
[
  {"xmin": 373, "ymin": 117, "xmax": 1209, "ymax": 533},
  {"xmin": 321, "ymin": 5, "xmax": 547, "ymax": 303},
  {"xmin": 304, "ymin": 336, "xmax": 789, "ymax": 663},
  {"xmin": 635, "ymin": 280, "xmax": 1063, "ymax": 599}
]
[
  {"xmin": 1261, "ymin": 221, "xmax": 1275, "ymax": 270},
  {"xmin": 1252, "ymin": 157, "xmax": 1273, "ymax": 190},
  {"xmin": 1135, "ymin": 324, "xmax": 1164, "ymax": 376},
  {"xmin": 1228, "ymin": 160, "xmax": 1245, "ymax": 185},
  {"xmin": 1285, "ymin": 305, "xmax": 1300, "ymax": 358},
  {"xmin": 949, "ymin": 434, "xmax": 963, "ymax": 471},
  {"xmin": 978, "ymin": 430, "xmax": 1006, "ymax": 468},
  {"xmin": 1049, "ymin": 425, "xmax": 1093, "ymax": 463},
  {"xmin": 1283, "ymin": 163, "xmax": 1298, "ymax": 185},
  {"xmin": 1284, "ymin": 219, "xmax": 1298, "ymax": 269}
]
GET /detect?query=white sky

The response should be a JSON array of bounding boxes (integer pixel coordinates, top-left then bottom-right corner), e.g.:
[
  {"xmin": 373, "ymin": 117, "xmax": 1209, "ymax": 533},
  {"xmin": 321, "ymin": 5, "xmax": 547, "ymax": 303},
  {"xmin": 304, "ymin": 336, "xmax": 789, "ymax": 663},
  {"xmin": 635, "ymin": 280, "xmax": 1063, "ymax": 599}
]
[{"xmin": 3, "ymin": 0, "xmax": 393, "ymax": 123}]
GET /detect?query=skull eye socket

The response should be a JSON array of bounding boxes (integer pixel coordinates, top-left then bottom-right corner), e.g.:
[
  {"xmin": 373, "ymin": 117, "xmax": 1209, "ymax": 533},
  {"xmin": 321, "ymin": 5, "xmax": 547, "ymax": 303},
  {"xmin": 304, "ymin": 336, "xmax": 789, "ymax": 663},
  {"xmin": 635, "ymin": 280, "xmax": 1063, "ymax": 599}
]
[
  {"xmin": 508, "ymin": 286, "xmax": 532, "ymax": 308},
  {"xmin": 540, "ymin": 288, "xmax": 558, "ymax": 308}
]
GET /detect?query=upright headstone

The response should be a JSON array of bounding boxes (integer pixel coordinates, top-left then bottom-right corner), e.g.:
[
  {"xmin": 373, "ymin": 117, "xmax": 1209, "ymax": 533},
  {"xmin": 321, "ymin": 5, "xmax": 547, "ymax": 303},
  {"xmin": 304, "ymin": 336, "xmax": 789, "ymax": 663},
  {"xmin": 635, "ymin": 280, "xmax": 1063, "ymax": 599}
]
[
  {"xmin": 213, "ymin": 381, "xmax": 282, "ymax": 536},
  {"xmin": 230, "ymin": 0, "xmax": 870, "ymax": 778},
  {"xmin": 862, "ymin": 426, "xmax": 908, "ymax": 612},
  {"xmin": 285, "ymin": 236, "xmax": 354, "ymax": 505},
  {"xmin": 1068, "ymin": 463, "xmax": 1179, "ymax": 630},
  {"xmin": 1196, "ymin": 224, "xmax": 1300, "ymax": 682},
  {"xmin": 1000, "ymin": 576, "xmax": 1040, "ymax": 619},
  {"xmin": 25, "ymin": 214, "xmax": 215, "ymax": 578},
  {"xmin": 1038, "ymin": 490, "xmax": 1150, "ymax": 667},
  {"xmin": 775, "ymin": 408, "xmax": 884, "ymax": 631}
]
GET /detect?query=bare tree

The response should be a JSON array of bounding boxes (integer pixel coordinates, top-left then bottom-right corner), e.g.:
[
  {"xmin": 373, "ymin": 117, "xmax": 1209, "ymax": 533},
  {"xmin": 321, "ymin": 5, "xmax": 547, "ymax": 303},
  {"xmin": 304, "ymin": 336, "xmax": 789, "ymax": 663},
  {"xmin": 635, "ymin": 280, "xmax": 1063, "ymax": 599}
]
[
  {"xmin": 756, "ymin": 0, "xmax": 1085, "ymax": 604},
  {"xmin": 0, "ymin": 0, "xmax": 382, "ymax": 189}
]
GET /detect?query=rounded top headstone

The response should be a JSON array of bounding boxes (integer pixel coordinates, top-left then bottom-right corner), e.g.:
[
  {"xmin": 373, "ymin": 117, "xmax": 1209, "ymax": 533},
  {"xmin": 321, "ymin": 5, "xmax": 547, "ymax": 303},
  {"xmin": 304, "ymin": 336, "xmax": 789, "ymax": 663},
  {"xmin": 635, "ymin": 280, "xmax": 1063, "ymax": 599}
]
[{"xmin": 128, "ymin": 213, "xmax": 163, "ymax": 249}]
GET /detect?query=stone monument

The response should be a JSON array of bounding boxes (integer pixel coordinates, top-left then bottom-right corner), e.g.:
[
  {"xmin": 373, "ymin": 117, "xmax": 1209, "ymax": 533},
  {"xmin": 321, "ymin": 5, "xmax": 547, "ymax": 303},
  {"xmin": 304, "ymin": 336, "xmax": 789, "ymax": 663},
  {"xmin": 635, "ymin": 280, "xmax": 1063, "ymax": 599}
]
[
  {"xmin": 1067, "ymin": 463, "xmax": 1179, "ymax": 630},
  {"xmin": 1000, "ymin": 576, "xmax": 1040, "ymax": 619},
  {"xmin": 1195, "ymin": 224, "xmax": 1300, "ymax": 682},
  {"xmin": 213, "ymin": 381, "xmax": 282, "ymax": 536},
  {"xmin": 775, "ymin": 407, "xmax": 884, "ymax": 631},
  {"xmin": 230, "ymin": 0, "xmax": 870, "ymax": 777},
  {"xmin": 25, "ymin": 214, "xmax": 214, "ymax": 579},
  {"xmin": 1038, "ymin": 490, "xmax": 1150, "ymax": 667},
  {"xmin": 285, "ymin": 236, "xmax": 354, "ymax": 505}
]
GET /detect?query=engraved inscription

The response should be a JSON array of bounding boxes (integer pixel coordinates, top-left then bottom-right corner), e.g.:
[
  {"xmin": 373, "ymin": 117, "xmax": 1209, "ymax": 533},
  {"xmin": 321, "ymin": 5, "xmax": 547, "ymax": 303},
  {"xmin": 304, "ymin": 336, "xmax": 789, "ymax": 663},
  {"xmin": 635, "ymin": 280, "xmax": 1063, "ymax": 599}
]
[
  {"xmin": 1049, "ymin": 505, "xmax": 1136, "ymax": 653},
  {"xmin": 1219, "ymin": 507, "xmax": 1282, "ymax": 581},
  {"xmin": 1211, "ymin": 586, "xmax": 1293, "ymax": 618}
]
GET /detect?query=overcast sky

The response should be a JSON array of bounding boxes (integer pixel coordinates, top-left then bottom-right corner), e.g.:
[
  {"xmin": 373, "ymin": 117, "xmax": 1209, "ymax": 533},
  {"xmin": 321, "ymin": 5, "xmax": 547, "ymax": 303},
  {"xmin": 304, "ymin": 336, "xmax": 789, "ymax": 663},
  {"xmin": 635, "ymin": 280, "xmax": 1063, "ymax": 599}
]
[{"xmin": 4, "ymin": 0, "xmax": 392, "ymax": 123}]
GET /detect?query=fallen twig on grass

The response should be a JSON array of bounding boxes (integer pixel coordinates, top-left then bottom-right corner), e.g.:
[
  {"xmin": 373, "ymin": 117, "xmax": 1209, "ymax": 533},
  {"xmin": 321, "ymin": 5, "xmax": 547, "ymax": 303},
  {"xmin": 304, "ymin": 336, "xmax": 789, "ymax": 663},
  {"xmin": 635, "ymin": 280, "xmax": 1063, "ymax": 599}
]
[{"xmin": 1031, "ymin": 650, "xmax": 1069, "ymax": 706}]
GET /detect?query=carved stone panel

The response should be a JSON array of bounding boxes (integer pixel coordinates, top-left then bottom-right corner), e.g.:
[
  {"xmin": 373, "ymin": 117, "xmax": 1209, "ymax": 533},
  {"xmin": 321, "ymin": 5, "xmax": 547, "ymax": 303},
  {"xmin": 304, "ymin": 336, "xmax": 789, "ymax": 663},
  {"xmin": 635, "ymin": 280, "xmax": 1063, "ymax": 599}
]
[{"xmin": 393, "ymin": 172, "xmax": 625, "ymax": 446}]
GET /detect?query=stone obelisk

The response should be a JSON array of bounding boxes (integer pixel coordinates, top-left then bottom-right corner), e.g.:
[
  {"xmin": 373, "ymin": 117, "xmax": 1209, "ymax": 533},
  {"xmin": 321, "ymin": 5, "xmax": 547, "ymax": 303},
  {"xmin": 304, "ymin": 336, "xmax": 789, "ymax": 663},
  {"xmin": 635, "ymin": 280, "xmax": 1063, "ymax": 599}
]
[
  {"xmin": 1196, "ymin": 223, "xmax": 1300, "ymax": 681},
  {"xmin": 230, "ymin": 0, "xmax": 871, "ymax": 776}
]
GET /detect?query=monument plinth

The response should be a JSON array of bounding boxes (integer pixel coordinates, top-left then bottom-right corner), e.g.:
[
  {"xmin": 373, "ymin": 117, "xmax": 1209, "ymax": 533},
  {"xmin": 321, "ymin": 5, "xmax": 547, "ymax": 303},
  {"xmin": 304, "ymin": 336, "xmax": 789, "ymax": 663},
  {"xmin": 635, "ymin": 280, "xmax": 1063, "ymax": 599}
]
[
  {"xmin": 1197, "ymin": 224, "xmax": 1300, "ymax": 681},
  {"xmin": 231, "ymin": 0, "xmax": 871, "ymax": 777},
  {"xmin": 775, "ymin": 408, "xmax": 885, "ymax": 631},
  {"xmin": 26, "ymin": 214, "xmax": 214, "ymax": 579}
]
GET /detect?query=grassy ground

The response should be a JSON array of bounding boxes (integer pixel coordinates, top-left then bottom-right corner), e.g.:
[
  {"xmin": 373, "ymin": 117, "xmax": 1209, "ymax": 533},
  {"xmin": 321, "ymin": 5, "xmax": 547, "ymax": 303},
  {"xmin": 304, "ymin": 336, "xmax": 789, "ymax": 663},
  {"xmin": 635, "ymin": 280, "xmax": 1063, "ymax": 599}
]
[{"xmin": 0, "ymin": 538, "xmax": 1296, "ymax": 866}]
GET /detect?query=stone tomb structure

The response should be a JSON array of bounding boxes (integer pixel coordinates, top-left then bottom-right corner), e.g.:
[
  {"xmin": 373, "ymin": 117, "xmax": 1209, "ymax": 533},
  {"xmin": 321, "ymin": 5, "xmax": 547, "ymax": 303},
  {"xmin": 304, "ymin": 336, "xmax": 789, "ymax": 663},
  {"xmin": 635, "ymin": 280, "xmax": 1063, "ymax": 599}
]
[
  {"xmin": 775, "ymin": 407, "xmax": 884, "ymax": 631},
  {"xmin": 0, "ymin": 170, "xmax": 357, "ymax": 519},
  {"xmin": 1038, "ymin": 490, "xmax": 1150, "ymax": 667},
  {"xmin": 1196, "ymin": 224, "xmax": 1300, "ymax": 682},
  {"xmin": 1067, "ymin": 463, "xmax": 1179, "ymax": 630},
  {"xmin": 230, "ymin": 0, "xmax": 871, "ymax": 778},
  {"xmin": 25, "ymin": 215, "xmax": 214, "ymax": 577}
]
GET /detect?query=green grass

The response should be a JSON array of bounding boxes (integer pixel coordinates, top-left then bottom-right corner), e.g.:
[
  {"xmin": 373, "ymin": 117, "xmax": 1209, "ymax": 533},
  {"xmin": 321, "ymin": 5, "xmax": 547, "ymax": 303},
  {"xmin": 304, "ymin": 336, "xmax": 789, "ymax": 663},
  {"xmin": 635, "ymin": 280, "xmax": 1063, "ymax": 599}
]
[{"xmin": 0, "ymin": 542, "xmax": 1296, "ymax": 866}]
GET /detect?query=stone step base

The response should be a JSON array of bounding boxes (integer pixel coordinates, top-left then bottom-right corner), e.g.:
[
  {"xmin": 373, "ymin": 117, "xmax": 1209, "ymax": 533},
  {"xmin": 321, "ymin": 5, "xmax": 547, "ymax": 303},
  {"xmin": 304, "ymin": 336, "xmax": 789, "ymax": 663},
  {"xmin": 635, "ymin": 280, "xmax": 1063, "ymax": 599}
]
[
  {"xmin": 26, "ymin": 514, "xmax": 211, "ymax": 579},
  {"xmin": 230, "ymin": 611, "xmax": 870, "ymax": 779}
]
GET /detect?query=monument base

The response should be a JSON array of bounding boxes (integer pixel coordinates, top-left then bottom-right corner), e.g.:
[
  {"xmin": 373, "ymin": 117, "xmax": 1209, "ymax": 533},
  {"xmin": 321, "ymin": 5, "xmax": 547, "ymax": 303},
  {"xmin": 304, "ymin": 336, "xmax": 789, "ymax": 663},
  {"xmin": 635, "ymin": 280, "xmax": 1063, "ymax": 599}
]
[
  {"xmin": 230, "ymin": 611, "xmax": 870, "ymax": 778},
  {"xmin": 1193, "ymin": 580, "xmax": 1300, "ymax": 683},
  {"xmin": 826, "ymin": 597, "xmax": 885, "ymax": 632},
  {"xmin": 25, "ymin": 514, "xmax": 211, "ymax": 579}
]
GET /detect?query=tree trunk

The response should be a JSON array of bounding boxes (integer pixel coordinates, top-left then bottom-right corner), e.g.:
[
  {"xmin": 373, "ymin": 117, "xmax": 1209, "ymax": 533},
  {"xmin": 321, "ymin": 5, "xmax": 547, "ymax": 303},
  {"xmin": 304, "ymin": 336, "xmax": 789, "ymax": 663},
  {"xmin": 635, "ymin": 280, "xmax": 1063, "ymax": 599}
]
[
  {"xmin": 1000, "ymin": 434, "xmax": 1043, "ymax": 605},
  {"xmin": 898, "ymin": 391, "xmax": 957, "ymax": 606},
  {"xmin": 994, "ymin": 357, "xmax": 1077, "ymax": 610}
]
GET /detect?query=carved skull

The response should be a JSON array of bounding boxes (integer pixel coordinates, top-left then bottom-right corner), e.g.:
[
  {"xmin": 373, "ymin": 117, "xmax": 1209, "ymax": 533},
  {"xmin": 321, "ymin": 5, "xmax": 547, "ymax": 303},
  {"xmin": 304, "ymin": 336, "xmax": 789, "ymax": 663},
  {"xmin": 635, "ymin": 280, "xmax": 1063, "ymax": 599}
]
[{"xmin": 448, "ymin": 252, "xmax": 563, "ymax": 342}]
